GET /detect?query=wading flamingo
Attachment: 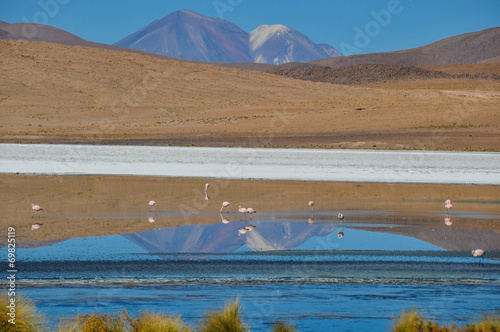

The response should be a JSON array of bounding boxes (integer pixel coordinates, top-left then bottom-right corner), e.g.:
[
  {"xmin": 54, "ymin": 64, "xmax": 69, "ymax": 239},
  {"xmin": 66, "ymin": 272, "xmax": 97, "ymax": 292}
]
[
  {"xmin": 149, "ymin": 200, "xmax": 156, "ymax": 211},
  {"xmin": 444, "ymin": 199, "xmax": 452, "ymax": 210},
  {"xmin": 472, "ymin": 249, "xmax": 486, "ymax": 266},
  {"xmin": 32, "ymin": 204, "xmax": 44, "ymax": 219},
  {"xmin": 205, "ymin": 183, "xmax": 210, "ymax": 192},
  {"xmin": 238, "ymin": 206, "xmax": 248, "ymax": 220},
  {"xmin": 220, "ymin": 201, "xmax": 230, "ymax": 213},
  {"xmin": 308, "ymin": 201, "xmax": 314, "ymax": 212},
  {"xmin": 338, "ymin": 213, "xmax": 344, "ymax": 220},
  {"xmin": 247, "ymin": 207, "xmax": 256, "ymax": 220}
]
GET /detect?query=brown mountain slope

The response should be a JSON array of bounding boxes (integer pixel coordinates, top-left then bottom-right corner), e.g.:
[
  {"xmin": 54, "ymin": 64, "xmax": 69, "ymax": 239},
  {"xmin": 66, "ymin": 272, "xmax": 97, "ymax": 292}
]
[
  {"xmin": 311, "ymin": 27, "xmax": 500, "ymax": 68},
  {"xmin": 1, "ymin": 40, "xmax": 499, "ymax": 150},
  {"xmin": 271, "ymin": 64, "xmax": 499, "ymax": 86}
]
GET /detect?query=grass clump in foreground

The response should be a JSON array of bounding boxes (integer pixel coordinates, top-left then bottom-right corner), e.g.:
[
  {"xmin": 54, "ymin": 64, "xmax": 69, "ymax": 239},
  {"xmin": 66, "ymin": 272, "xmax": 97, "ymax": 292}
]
[
  {"xmin": 391, "ymin": 309, "xmax": 500, "ymax": 332},
  {"xmin": 129, "ymin": 311, "xmax": 192, "ymax": 332},
  {"xmin": 0, "ymin": 292, "xmax": 46, "ymax": 332},
  {"xmin": 272, "ymin": 320, "xmax": 297, "ymax": 332},
  {"xmin": 199, "ymin": 298, "xmax": 247, "ymax": 332},
  {"xmin": 58, "ymin": 310, "xmax": 192, "ymax": 332},
  {"xmin": 57, "ymin": 311, "xmax": 129, "ymax": 332}
]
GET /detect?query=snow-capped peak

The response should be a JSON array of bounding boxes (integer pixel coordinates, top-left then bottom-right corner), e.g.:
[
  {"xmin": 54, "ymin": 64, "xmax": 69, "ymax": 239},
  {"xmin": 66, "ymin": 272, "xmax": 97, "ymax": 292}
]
[{"xmin": 249, "ymin": 24, "xmax": 292, "ymax": 52}]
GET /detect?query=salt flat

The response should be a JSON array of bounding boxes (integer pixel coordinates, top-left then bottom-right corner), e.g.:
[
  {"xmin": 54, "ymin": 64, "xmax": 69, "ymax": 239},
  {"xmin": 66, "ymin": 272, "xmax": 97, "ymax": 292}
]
[{"xmin": 0, "ymin": 144, "xmax": 499, "ymax": 184}]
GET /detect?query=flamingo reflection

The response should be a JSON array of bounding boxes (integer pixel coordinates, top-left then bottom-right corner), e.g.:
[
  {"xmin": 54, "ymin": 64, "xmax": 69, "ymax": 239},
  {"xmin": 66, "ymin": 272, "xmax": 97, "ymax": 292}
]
[
  {"xmin": 444, "ymin": 216, "xmax": 452, "ymax": 226},
  {"xmin": 31, "ymin": 223, "xmax": 43, "ymax": 230},
  {"xmin": 245, "ymin": 224, "xmax": 256, "ymax": 231},
  {"xmin": 220, "ymin": 213, "xmax": 230, "ymax": 224},
  {"xmin": 148, "ymin": 216, "xmax": 156, "ymax": 223}
]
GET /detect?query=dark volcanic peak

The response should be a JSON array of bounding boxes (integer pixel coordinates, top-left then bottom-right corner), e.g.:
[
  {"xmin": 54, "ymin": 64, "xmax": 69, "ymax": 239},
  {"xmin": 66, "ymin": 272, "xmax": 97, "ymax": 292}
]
[
  {"xmin": 114, "ymin": 9, "xmax": 252, "ymax": 63},
  {"xmin": 249, "ymin": 24, "xmax": 342, "ymax": 64},
  {"xmin": 313, "ymin": 27, "xmax": 500, "ymax": 68},
  {"xmin": 271, "ymin": 64, "xmax": 499, "ymax": 85}
]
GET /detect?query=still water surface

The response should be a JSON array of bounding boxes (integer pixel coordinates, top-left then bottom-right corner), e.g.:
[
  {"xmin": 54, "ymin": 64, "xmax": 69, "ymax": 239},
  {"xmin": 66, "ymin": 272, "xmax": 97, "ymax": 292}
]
[{"xmin": 8, "ymin": 209, "xmax": 500, "ymax": 331}]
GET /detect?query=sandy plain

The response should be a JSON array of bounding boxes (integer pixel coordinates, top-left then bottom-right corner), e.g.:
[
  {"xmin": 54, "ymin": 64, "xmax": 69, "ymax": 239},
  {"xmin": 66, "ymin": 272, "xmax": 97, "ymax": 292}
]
[{"xmin": 0, "ymin": 40, "xmax": 499, "ymax": 150}]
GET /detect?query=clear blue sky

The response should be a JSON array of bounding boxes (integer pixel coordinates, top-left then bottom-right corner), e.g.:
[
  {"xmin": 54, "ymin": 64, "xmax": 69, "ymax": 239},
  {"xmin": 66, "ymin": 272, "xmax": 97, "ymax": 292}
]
[{"xmin": 1, "ymin": 0, "xmax": 499, "ymax": 54}]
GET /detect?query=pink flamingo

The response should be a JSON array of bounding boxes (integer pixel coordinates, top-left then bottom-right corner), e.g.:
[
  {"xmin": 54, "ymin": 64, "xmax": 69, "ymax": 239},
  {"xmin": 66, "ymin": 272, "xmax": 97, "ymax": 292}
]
[
  {"xmin": 472, "ymin": 249, "xmax": 486, "ymax": 266},
  {"xmin": 220, "ymin": 201, "xmax": 230, "ymax": 213},
  {"xmin": 247, "ymin": 207, "xmax": 256, "ymax": 220},
  {"xmin": 149, "ymin": 200, "xmax": 156, "ymax": 211},
  {"xmin": 338, "ymin": 213, "xmax": 344, "ymax": 220},
  {"xmin": 308, "ymin": 201, "xmax": 314, "ymax": 212},
  {"xmin": 238, "ymin": 206, "xmax": 248, "ymax": 220},
  {"xmin": 205, "ymin": 183, "xmax": 210, "ymax": 192},
  {"xmin": 444, "ymin": 199, "xmax": 452, "ymax": 210},
  {"xmin": 31, "ymin": 204, "xmax": 44, "ymax": 219}
]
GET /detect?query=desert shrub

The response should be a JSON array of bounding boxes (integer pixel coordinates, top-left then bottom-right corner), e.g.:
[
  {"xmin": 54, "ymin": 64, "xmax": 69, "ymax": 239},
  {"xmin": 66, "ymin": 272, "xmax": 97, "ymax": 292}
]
[
  {"xmin": 463, "ymin": 313, "xmax": 500, "ymax": 332},
  {"xmin": 129, "ymin": 311, "xmax": 191, "ymax": 332},
  {"xmin": 272, "ymin": 319, "xmax": 297, "ymax": 332},
  {"xmin": 198, "ymin": 298, "xmax": 247, "ymax": 332},
  {"xmin": 0, "ymin": 291, "xmax": 46, "ymax": 332},
  {"xmin": 57, "ymin": 310, "xmax": 129, "ymax": 332},
  {"xmin": 391, "ymin": 309, "xmax": 500, "ymax": 332}
]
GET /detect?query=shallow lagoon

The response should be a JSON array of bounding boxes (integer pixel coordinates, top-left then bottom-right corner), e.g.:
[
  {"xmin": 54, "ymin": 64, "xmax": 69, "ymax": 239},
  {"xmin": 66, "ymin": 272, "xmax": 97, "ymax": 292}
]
[{"xmin": 1, "ymin": 145, "xmax": 499, "ymax": 331}]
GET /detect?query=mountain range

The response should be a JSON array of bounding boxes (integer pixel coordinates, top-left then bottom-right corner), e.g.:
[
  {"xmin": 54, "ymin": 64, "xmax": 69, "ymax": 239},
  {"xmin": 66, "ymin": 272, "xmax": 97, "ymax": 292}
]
[
  {"xmin": 114, "ymin": 9, "xmax": 341, "ymax": 64},
  {"xmin": 0, "ymin": 13, "xmax": 498, "ymax": 69}
]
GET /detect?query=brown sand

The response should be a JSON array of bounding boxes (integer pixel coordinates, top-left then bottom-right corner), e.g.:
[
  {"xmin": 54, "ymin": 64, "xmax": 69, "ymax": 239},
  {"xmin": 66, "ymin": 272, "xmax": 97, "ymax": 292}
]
[
  {"xmin": 1, "ymin": 174, "xmax": 498, "ymax": 245},
  {"xmin": 1, "ymin": 40, "xmax": 499, "ymax": 150}
]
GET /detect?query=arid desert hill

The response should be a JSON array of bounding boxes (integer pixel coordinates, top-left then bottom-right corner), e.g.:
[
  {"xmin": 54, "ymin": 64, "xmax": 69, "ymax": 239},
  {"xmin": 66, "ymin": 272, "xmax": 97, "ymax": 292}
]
[
  {"xmin": 311, "ymin": 27, "xmax": 500, "ymax": 68},
  {"xmin": 0, "ymin": 39, "xmax": 499, "ymax": 150}
]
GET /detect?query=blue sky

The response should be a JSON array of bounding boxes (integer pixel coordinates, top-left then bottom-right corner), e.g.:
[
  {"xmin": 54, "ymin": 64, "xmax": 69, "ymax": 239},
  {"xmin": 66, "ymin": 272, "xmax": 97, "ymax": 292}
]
[{"xmin": 1, "ymin": 0, "xmax": 499, "ymax": 54}]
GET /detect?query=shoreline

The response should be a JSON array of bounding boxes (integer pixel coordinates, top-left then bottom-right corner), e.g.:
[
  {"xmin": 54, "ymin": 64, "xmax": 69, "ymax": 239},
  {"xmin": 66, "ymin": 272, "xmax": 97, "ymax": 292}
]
[{"xmin": 1, "ymin": 173, "xmax": 499, "ymax": 244}]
